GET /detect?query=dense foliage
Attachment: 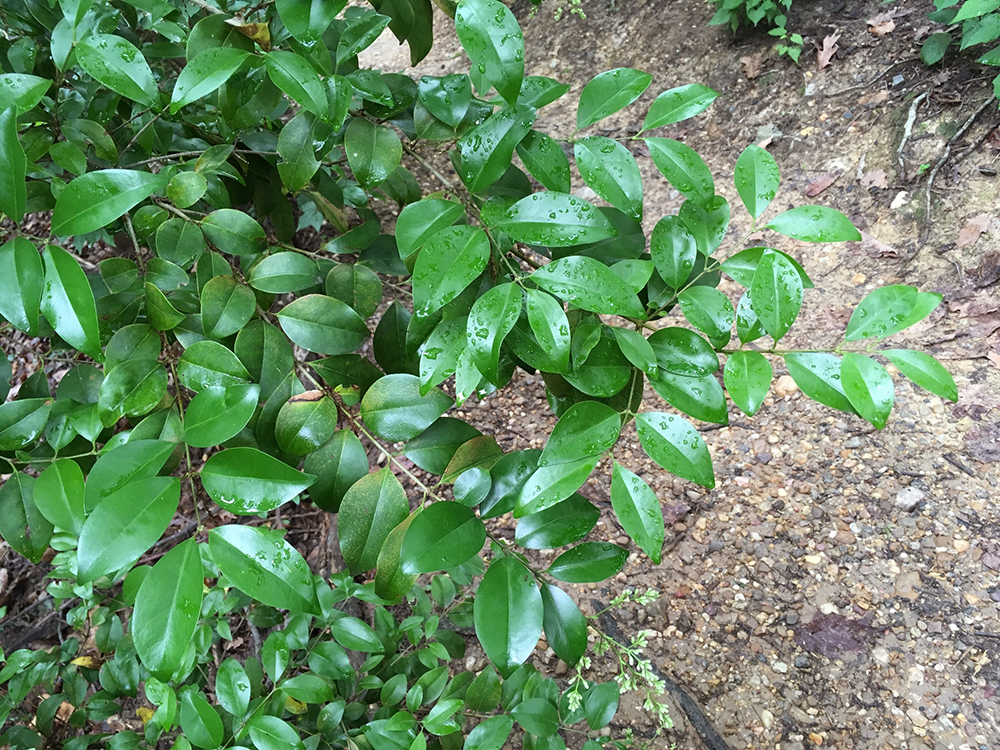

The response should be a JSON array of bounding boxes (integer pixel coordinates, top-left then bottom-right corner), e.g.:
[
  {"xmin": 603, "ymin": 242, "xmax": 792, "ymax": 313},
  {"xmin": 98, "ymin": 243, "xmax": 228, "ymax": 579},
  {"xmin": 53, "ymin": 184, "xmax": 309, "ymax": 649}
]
[
  {"xmin": 922, "ymin": 0, "xmax": 1000, "ymax": 98},
  {"xmin": 0, "ymin": 0, "xmax": 957, "ymax": 748}
]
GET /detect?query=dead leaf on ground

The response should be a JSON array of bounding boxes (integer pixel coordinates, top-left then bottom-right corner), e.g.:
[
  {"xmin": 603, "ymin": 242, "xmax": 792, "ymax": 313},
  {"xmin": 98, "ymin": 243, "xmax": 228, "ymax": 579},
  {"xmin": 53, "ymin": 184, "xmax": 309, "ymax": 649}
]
[
  {"xmin": 817, "ymin": 33, "xmax": 840, "ymax": 69},
  {"xmin": 858, "ymin": 90, "xmax": 890, "ymax": 106},
  {"xmin": 957, "ymin": 214, "xmax": 992, "ymax": 248},
  {"xmin": 806, "ymin": 172, "xmax": 839, "ymax": 196},
  {"xmin": 867, "ymin": 11, "xmax": 896, "ymax": 36},
  {"xmin": 857, "ymin": 231, "xmax": 901, "ymax": 258},
  {"xmin": 755, "ymin": 122, "xmax": 783, "ymax": 148},
  {"xmin": 794, "ymin": 612, "xmax": 875, "ymax": 659},
  {"xmin": 741, "ymin": 52, "xmax": 765, "ymax": 79},
  {"xmin": 861, "ymin": 170, "xmax": 888, "ymax": 189}
]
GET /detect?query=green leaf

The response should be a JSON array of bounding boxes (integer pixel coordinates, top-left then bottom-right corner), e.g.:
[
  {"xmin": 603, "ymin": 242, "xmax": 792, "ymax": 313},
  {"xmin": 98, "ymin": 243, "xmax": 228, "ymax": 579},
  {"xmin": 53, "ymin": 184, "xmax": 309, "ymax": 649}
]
[
  {"xmin": 678, "ymin": 286, "xmax": 734, "ymax": 341},
  {"xmin": 463, "ymin": 715, "xmax": 513, "ymax": 750},
  {"xmin": 766, "ymin": 205, "xmax": 861, "ymax": 242},
  {"xmin": 466, "ymin": 282, "xmax": 523, "ymax": 385},
  {"xmin": 374, "ymin": 514, "xmax": 419, "ymax": 603},
  {"xmin": 247, "ymin": 715, "xmax": 306, "ymax": 750},
  {"xmin": 418, "ymin": 74, "xmax": 472, "ymax": 128},
  {"xmin": 281, "ymin": 674, "xmax": 333, "ymax": 703},
  {"xmin": 721, "ymin": 246, "xmax": 813, "ymax": 289},
  {"xmin": 531, "ymin": 256, "xmax": 643, "ymax": 317},
  {"xmin": 0, "ymin": 74, "xmax": 51, "ymax": 115},
  {"xmin": 539, "ymin": 583, "xmax": 588, "ymax": 669},
  {"xmin": 610, "ymin": 463, "xmax": 665, "ymax": 563},
  {"xmin": 250, "ymin": 252, "xmax": 321, "ymax": 294},
  {"xmin": 52, "ymin": 169, "xmax": 166, "ymax": 237},
  {"xmin": 336, "ymin": 7, "xmax": 391, "ymax": 65},
  {"xmin": 276, "ymin": 294, "xmax": 370, "ymax": 355},
  {"xmin": 304, "ymin": 430, "xmax": 370, "ymax": 512},
  {"xmin": 311, "ymin": 354, "xmax": 383, "ymax": 394},
  {"xmin": 326, "ymin": 262, "xmax": 383, "ymax": 319},
  {"xmin": 525, "ymin": 289, "xmax": 570, "ymax": 370},
  {"xmin": 734, "ymin": 144, "xmax": 780, "ymax": 220},
  {"xmin": 170, "ymin": 47, "xmax": 251, "ymax": 113},
  {"xmin": 784, "ymin": 352, "xmax": 856, "ymax": 414},
  {"xmin": 641, "ymin": 83, "xmax": 719, "ymax": 131},
  {"xmin": 275, "ymin": 390, "xmax": 339, "ymax": 455},
  {"xmin": 650, "ymin": 369, "xmax": 727, "ymax": 424},
  {"xmin": 922, "ymin": 32, "xmax": 952, "ymax": 65},
  {"xmin": 547, "ymin": 542, "xmax": 626, "ymax": 583},
  {"xmin": 841, "ymin": 352, "xmax": 894, "ymax": 429},
  {"xmin": 749, "ymin": 249, "xmax": 803, "ymax": 342},
  {"xmin": 76, "ymin": 34, "xmax": 158, "ymax": 107},
  {"xmin": 265, "ymin": 50, "xmax": 327, "ymax": 116},
  {"xmin": 953, "ymin": 0, "xmax": 998, "ymax": 23},
  {"xmin": 181, "ymin": 690, "xmax": 224, "ymax": 749},
  {"xmin": 635, "ymin": 411, "xmax": 714, "ymax": 488},
  {"xmin": 0, "ymin": 398, "xmax": 49, "ymax": 450},
  {"xmin": 144, "ymin": 282, "xmax": 186, "ymax": 331},
  {"xmin": 612, "ymin": 328, "xmax": 656, "ymax": 376},
  {"xmin": 276, "ymin": 111, "xmax": 323, "ymax": 192},
  {"xmin": 644, "ymin": 137, "xmax": 714, "ymax": 207},
  {"xmin": 177, "ymin": 340, "xmax": 251, "ymax": 391},
  {"xmin": 459, "ymin": 104, "xmax": 536, "ymax": 193},
  {"xmin": 201, "ymin": 275, "xmax": 255, "ymax": 339},
  {"xmin": 412, "ymin": 226, "xmax": 490, "ymax": 316},
  {"xmin": 577, "ymin": 68, "xmax": 652, "ymax": 130},
  {"xmin": 515, "ymin": 130, "xmax": 571, "ymax": 193},
  {"xmin": 419, "ymin": 317, "xmax": 467, "ymax": 394},
  {"xmin": 401, "ymin": 502, "xmax": 486, "ymax": 573},
  {"xmin": 466, "ymin": 666, "xmax": 502, "ymax": 713},
  {"xmin": 474, "ymin": 557, "xmax": 543, "ymax": 674},
  {"xmin": 98, "ymin": 359, "xmax": 168, "ymax": 423},
  {"xmin": 0, "ymin": 104, "xmax": 26, "ymax": 224},
  {"xmin": 361, "ymin": 373, "xmax": 453, "ymax": 441},
  {"xmin": 0, "ymin": 473, "xmax": 51, "ymax": 564},
  {"xmin": 574, "ymin": 136, "xmax": 644, "ymax": 220},
  {"xmin": 404, "ymin": 417, "xmax": 482, "ymax": 475},
  {"xmin": 133, "ymin": 539, "xmax": 203, "ymax": 681},
  {"xmin": 395, "ymin": 198, "xmax": 465, "ymax": 260},
  {"xmin": 518, "ymin": 75, "xmax": 571, "ymax": 108},
  {"xmin": 883, "ymin": 349, "xmax": 957, "ymax": 402},
  {"xmin": 201, "ymin": 447, "xmax": 316, "ymax": 515},
  {"xmin": 77, "ymin": 476, "xmax": 180, "ymax": 583},
  {"xmin": 584, "ymin": 682, "xmax": 619, "ymax": 730},
  {"xmin": 50, "ymin": 139, "xmax": 87, "ymax": 177},
  {"xmin": 339, "ymin": 468, "xmax": 409, "ymax": 574},
  {"xmin": 184, "ymin": 384, "xmax": 259, "ymax": 447},
  {"xmin": 445, "ymin": 434, "xmax": 504, "ymax": 482},
  {"xmin": 511, "ymin": 697, "xmax": 558, "ymax": 737},
  {"xmin": 345, "ymin": 118, "xmax": 403, "ymax": 187},
  {"xmin": 540, "ymin": 401, "xmax": 620, "ymax": 466},
  {"xmin": 264, "ymin": 629, "xmax": 290, "ymax": 683},
  {"xmin": 679, "ymin": 195, "xmax": 730, "ymax": 256},
  {"xmin": 200, "ymin": 208, "xmax": 266, "ymax": 256},
  {"xmin": 514, "ymin": 493, "xmax": 599, "ymax": 549},
  {"xmin": 210, "ymin": 525, "xmax": 320, "ymax": 614},
  {"xmin": 647, "ymin": 327, "xmax": 718, "ymax": 377},
  {"xmin": 0, "ymin": 238, "xmax": 43, "ymax": 335},
  {"xmin": 216, "ymin": 658, "xmax": 251, "ymax": 718},
  {"xmin": 168, "ymin": 171, "xmax": 208, "ymax": 210},
  {"xmin": 84, "ymin": 439, "xmax": 175, "ymax": 512},
  {"xmin": 277, "ymin": 0, "xmax": 345, "ymax": 41},
  {"xmin": 454, "ymin": 0, "xmax": 524, "ymax": 105},
  {"xmin": 155, "ymin": 218, "xmax": 206, "ymax": 268},
  {"xmin": 498, "ymin": 192, "xmax": 616, "ymax": 248},
  {"xmin": 515, "ymin": 455, "xmax": 599, "ymax": 517},
  {"xmin": 846, "ymin": 285, "xmax": 941, "ymax": 341},
  {"xmin": 34, "ymin": 459, "xmax": 85, "ymax": 535},
  {"xmin": 723, "ymin": 351, "xmax": 772, "ymax": 416},
  {"xmin": 650, "ymin": 215, "xmax": 697, "ymax": 289}
]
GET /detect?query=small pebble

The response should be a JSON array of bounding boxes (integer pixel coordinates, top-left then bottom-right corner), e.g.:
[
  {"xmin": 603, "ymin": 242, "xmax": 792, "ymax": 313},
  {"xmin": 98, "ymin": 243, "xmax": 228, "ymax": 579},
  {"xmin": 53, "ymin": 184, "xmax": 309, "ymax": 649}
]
[{"xmin": 795, "ymin": 656, "xmax": 810, "ymax": 669}]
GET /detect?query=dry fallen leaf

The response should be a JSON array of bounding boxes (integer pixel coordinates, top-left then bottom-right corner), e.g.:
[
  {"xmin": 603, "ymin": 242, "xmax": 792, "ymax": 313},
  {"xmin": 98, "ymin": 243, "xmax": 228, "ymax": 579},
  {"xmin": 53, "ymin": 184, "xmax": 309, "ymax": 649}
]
[
  {"xmin": 859, "ymin": 231, "xmax": 901, "ymax": 258},
  {"xmin": 957, "ymin": 213, "xmax": 992, "ymax": 248},
  {"xmin": 817, "ymin": 33, "xmax": 840, "ymax": 69},
  {"xmin": 867, "ymin": 12, "xmax": 896, "ymax": 36},
  {"xmin": 861, "ymin": 170, "xmax": 888, "ymax": 189},
  {"xmin": 806, "ymin": 172, "xmax": 839, "ymax": 196},
  {"xmin": 741, "ymin": 52, "xmax": 765, "ymax": 79}
]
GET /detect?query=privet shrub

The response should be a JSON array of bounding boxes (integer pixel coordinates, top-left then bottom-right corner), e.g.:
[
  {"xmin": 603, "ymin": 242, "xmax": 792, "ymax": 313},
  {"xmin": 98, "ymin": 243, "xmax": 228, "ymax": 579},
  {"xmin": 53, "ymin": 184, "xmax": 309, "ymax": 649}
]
[
  {"xmin": 0, "ymin": 0, "xmax": 957, "ymax": 748},
  {"xmin": 922, "ymin": 0, "xmax": 1000, "ymax": 92}
]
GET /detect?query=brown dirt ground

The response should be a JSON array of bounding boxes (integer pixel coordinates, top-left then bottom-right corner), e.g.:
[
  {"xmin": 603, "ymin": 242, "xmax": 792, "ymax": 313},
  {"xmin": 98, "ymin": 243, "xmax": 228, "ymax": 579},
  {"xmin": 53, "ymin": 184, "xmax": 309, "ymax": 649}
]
[{"xmin": 361, "ymin": 0, "xmax": 1000, "ymax": 748}]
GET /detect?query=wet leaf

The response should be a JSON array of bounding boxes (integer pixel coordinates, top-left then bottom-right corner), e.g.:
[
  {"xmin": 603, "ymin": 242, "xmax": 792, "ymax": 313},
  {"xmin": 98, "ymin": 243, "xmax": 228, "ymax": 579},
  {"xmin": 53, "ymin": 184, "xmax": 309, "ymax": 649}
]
[{"xmin": 577, "ymin": 68, "xmax": 651, "ymax": 130}]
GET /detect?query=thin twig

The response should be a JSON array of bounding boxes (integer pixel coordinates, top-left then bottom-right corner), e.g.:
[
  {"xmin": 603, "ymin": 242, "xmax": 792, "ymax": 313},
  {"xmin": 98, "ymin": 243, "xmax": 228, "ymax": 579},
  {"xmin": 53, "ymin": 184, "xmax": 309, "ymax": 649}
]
[
  {"xmin": 825, "ymin": 58, "xmax": 919, "ymax": 97},
  {"xmin": 897, "ymin": 92, "xmax": 927, "ymax": 174}
]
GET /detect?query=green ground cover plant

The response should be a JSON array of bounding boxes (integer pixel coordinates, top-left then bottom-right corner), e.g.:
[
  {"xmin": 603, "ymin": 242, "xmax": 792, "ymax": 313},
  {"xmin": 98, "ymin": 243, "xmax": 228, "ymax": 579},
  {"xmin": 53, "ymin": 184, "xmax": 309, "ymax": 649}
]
[
  {"xmin": 922, "ymin": 0, "xmax": 1000, "ymax": 100},
  {"xmin": 0, "ymin": 0, "xmax": 957, "ymax": 748}
]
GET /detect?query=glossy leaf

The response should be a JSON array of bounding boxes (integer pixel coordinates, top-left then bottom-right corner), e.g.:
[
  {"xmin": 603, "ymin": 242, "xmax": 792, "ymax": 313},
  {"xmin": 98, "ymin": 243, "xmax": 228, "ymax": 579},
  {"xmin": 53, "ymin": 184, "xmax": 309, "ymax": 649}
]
[
  {"xmin": 766, "ymin": 205, "xmax": 861, "ymax": 242},
  {"xmin": 200, "ymin": 208, "xmax": 266, "ymax": 256},
  {"xmin": 498, "ymin": 192, "xmax": 616, "ymax": 248},
  {"xmin": 647, "ymin": 327, "xmax": 718, "ymax": 377},
  {"xmin": 39, "ymin": 245, "xmax": 97, "ymax": 362},
  {"xmin": 265, "ymin": 50, "xmax": 327, "ymax": 116},
  {"xmin": 0, "ymin": 238, "xmax": 43, "ymax": 335},
  {"xmin": 723, "ymin": 351, "xmax": 772, "ymax": 416},
  {"xmin": 336, "ymin": 8, "xmax": 391, "ymax": 65},
  {"xmin": 210, "ymin": 525, "xmax": 320, "ymax": 614},
  {"xmin": 275, "ymin": 390, "xmax": 339, "ymax": 455},
  {"xmin": 883, "ymin": 349, "xmax": 958, "ymax": 402},
  {"xmin": 0, "ymin": 398, "xmax": 49, "ymax": 450},
  {"xmin": 612, "ymin": 327, "xmax": 656, "ymax": 376},
  {"xmin": 531, "ymin": 256, "xmax": 643, "ymax": 317},
  {"xmin": 458, "ymin": 104, "xmax": 535, "ymax": 193},
  {"xmin": 326, "ymin": 263, "xmax": 383, "ymax": 319},
  {"xmin": 514, "ymin": 493, "xmax": 599, "ymax": 549},
  {"xmin": 845, "ymin": 285, "xmax": 939, "ymax": 341},
  {"xmin": 649, "ymin": 369, "xmax": 728, "ymax": 424},
  {"xmin": 418, "ymin": 74, "xmax": 472, "ymax": 128},
  {"xmin": 516, "ymin": 130, "xmax": 571, "ymax": 193},
  {"xmin": 841, "ymin": 352, "xmax": 894, "ymax": 429},
  {"xmin": 577, "ymin": 68, "xmax": 652, "ymax": 130},
  {"xmin": 54, "ymin": 169, "xmax": 164, "ymax": 237},
  {"xmin": 216, "ymin": 658, "xmax": 251, "ymax": 718},
  {"xmin": 77, "ymin": 477, "xmax": 180, "ymax": 583},
  {"xmin": 374, "ymin": 514, "xmax": 419, "ymax": 603},
  {"xmin": 277, "ymin": 0, "xmax": 345, "ymax": 41},
  {"xmin": 644, "ymin": 137, "xmax": 714, "ymax": 207},
  {"xmin": 641, "ymin": 83, "xmax": 719, "ymax": 131},
  {"xmin": 547, "ymin": 542, "xmax": 627, "ymax": 583},
  {"xmin": 0, "ymin": 105, "xmax": 26, "ymax": 224},
  {"xmin": 401, "ymin": 502, "xmax": 486, "ymax": 573},
  {"xmin": 0, "ymin": 74, "xmax": 50, "ymax": 115},
  {"xmin": 734, "ymin": 144, "xmax": 780, "ymax": 220},
  {"xmin": 84, "ymin": 439, "xmax": 175, "ymax": 512},
  {"xmin": 201, "ymin": 447, "xmax": 316, "ymax": 514},
  {"xmin": 466, "ymin": 283, "xmax": 522, "ymax": 385},
  {"xmin": 635, "ymin": 411, "xmax": 714, "ymax": 488},
  {"xmin": 0, "ymin": 473, "xmax": 50, "ymax": 564},
  {"xmin": 339, "ymin": 468, "xmax": 409, "ymax": 574},
  {"xmin": 395, "ymin": 198, "xmax": 465, "ymax": 260},
  {"xmin": 454, "ymin": 0, "xmax": 524, "ymax": 105},
  {"xmin": 525, "ymin": 289, "xmax": 570, "ymax": 370},
  {"xmin": 721, "ymin": 246, "xmax": 814, "ymax": 289},
  {"xmin": 610, "ymin": 463, "xmax": 665, "ymax": 563},
  {"xmin": 784, "ymin": 352, "xmax": 856, "ymax": 414},
  {"xmin": 304, "ymin": 430, "xmax": 369, "ymax": 512},
  {"xmin": 749, "ymin": 249, "xmax": 803, "ymax": 342},
  {"xmin": 98, "ymin": 359, "xmax": 168, "ymax": 424},
  {"xmin": 345, "ymin": 117, "xmax": 403, "ymax": 186},
  {"xmin": 515, "ymin": 455, "xmax": 599, "ymax": 517},
  {"xmin": 276, "ymin": 294, "xmax": 369, "ymax": 355},
  {"xmin": 277, "ymin": 111, "xmax": 322, "ymax": 192},
  {"xmin": 76, "ymin": 34, "xmax": 158, "ymax": 106},
  {"xmin": 201, "ymin": 275, "xmax": 255, "ymax": 339},
  {"xmin": 650, "ymin": 215, "xmax": 697, "ymax": 289},
  {"xmin": 247, "ymin": 715, "xmax": 306, "ymax": 750},
  {"xmin": 412, "ymin": 226, "xmax": 490, "ymax": 316},
  {"xmin": 474, "ymin": 557, "xmax": 543, "ymax": 674},
  {"xmin": 133, "ymin": 539, "xmax": 203, "ymax": 681},
  {"xmin": 170, "ymin": 47, "xmax": 250, "ymax": 112},
  {"xmin": 361, "ymin": 373, "xmax": 452, "ymax": 441},
  {"xmin": 34, "ymin": 459, "xmax": 85, "ymax": 535},
  {"xmin": 463, "ymin": 715, "xmax": 513, "ymax": 750},
  {"xmin": 249, "ymin": 252, "xmax": 321, "ymax": 294},
  {"xmin": 511, "ymin": 698, "xmax": 558, "ymax": 737},
  {"xmin": 574, "ymin": 136, "xmax": 643, "ymax": 220},
  {"xmin": 540, "ymin": 401, "xmax": 620, "ymax": 466},
  {"xmin": 232, "ymin": 318, "xmax": 293, "ymax": 401},
  {"xmin": 678, "ymin": 286, "xmax": 734, "ymax": 341},
  {"xmin": 177, "ymin": 340, "xmax": 251, "ymax": 391},
  {"xmin": 181, "ymin": 690, "xmax": 224, "ymax": 749},
  {"xmin": 184, "ymin": 384, "xmax": 259, "ymax": 447},
  {"xmin": 584, "ymin": 682, "xmax": 619, "ymax": 730}
]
